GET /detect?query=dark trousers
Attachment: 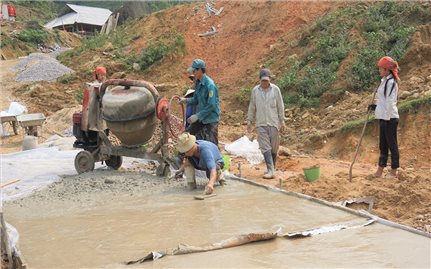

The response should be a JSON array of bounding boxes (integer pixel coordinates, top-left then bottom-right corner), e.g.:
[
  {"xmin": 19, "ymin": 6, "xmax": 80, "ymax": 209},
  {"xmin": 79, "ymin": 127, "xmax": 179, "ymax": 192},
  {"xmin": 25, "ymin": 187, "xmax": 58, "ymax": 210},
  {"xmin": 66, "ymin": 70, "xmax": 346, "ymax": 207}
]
[
  {"xmin": 378, "ymin": 119, "xmax": 400, "ymax": 169},
  {"xmin": 187, "ymin": 121, "xmax": 219, "ymax": 146},
  {"xmin": 187, "ymin": 157, "xmax": 224, "ymax": 179}
]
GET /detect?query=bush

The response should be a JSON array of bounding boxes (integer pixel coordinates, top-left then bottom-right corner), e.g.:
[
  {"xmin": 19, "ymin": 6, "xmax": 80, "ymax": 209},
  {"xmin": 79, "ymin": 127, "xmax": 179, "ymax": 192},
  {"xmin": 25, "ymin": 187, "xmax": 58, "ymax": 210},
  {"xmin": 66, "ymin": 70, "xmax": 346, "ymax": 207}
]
[
  {"xmin": 16, "ymin": 29, "xmax": 47, "ymax": 44},
  {"xmin": 283, "ymin": 91, "xmax": 301, "ymax": 106},
  {"xmin": 58, "ymin": 74, "xmax": 77, "ymax": 84},
  {"xmin": 298, "ymin": 65, "xmax": 336, "ymax": 98},
  {"xmin": 135, "ymin": 41, "xmax": 170, "ymax": 70},
  {"xmin": 75, "ymin": 90, "xmax": 84, "ymax": 103},
  {"xmin": 236, "ymin": 87, "xmax": 252, "ymax": 106},
  {"xmin": 350, "ymin": 48, "xmax": 384, "ymax": 91},
  {"xmin": 127, "ymin": 34, "xmax": 186, "ymax": 71}
]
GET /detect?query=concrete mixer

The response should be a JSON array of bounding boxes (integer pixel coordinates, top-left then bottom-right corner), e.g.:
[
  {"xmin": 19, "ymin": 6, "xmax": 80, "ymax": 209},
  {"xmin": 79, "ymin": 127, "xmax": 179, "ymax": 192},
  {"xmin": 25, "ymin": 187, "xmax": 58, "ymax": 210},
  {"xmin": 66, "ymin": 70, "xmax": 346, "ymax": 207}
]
[{"xmin": 72, "ymin": 79, "xmax": 184, "ymax": 175}]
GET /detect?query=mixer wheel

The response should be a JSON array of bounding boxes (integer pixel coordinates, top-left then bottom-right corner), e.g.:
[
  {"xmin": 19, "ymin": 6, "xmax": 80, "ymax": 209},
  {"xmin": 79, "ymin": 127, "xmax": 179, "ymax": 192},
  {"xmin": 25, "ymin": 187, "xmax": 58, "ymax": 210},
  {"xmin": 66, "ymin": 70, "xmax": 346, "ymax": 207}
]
[
  {"xmin": 106, "ymin": 155, "xmax": 123, "ymax": 170},
  {"xmin": 74, "ymin": 150, "xmax": 95, "ymax": 174}
]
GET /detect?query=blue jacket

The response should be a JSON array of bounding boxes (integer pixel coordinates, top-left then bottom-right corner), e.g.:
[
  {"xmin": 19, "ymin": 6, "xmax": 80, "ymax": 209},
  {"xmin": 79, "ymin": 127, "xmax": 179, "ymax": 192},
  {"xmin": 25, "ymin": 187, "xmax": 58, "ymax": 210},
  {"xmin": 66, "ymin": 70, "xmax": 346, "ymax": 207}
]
[{"xmin": 186, "ymin": 74, "xmax": 220, "ymax": 124}]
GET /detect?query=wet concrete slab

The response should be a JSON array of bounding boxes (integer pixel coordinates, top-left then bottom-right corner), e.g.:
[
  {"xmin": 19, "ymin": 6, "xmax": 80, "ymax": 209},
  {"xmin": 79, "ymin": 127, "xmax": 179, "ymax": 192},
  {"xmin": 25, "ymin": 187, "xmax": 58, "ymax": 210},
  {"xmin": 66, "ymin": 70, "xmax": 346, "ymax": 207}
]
[{"xmin": 4, "ymin": 178, "xmax": 430, "ymax": 268}]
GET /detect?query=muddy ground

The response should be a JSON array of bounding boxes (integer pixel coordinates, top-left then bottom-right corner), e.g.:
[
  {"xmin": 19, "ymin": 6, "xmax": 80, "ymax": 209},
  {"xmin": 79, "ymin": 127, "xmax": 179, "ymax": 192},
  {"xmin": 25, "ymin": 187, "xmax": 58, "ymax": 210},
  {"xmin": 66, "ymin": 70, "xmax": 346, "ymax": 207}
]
[{"xmin": 4, "ymin": 167, "xmax": 430, "ymax": 268}]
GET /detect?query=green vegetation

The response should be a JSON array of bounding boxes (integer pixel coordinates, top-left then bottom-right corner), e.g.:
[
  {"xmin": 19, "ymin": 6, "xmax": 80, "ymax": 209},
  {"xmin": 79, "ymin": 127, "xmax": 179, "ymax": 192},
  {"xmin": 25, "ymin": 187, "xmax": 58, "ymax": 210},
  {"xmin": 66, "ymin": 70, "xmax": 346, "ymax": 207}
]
[
  {"xmin": 58, "ymin": 74, "xmax": 77, "ymax": 84},
  {"xmin": 341, "ymin": 115, "xmax": 375, "ymax": 132},
  {"xmin": 340, "ymin": 95, "xmax": 431, "ymax": 131},
  {"xmin": 277, "ymin": 2, "xmax": 429, "ymax": 108},
  {"xmin": 16, "ymin": 29, "xmax": 47, "ymax": 45},
  {"xmin": 12, "ymin": 0, "xmax": 57, "ymax": 22},
  {"xmin": 125, "ymin": 33, "xmax": 186, "ymax": 71},
  {"xmin": 75, "ymin": 90, "xmax": 84, "ymax": 103},
  {"xmin": 398, "ymin": 95, "xmax": 431, "ymax": 113},
  {"xmin": 236, "ymin": 87, "xmax": 252, "ymax": 107}
]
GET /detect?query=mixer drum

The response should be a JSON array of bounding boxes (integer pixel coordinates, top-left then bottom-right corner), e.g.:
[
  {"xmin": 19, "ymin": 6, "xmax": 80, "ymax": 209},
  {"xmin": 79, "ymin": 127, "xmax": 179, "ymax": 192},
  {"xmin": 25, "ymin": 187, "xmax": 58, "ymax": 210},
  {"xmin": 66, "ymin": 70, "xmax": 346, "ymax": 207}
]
[{"xmin": 102, "ymin": 85, "xmax": 157, "ymax": 146}]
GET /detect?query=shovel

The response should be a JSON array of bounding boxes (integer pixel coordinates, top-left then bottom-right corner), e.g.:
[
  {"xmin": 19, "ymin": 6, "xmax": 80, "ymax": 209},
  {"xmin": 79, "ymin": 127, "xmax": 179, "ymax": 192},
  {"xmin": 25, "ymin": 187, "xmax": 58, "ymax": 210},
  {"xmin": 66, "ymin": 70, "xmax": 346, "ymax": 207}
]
[{"xmin": 348, "ymin": 90, "xmax": 377, "ymax": 182}]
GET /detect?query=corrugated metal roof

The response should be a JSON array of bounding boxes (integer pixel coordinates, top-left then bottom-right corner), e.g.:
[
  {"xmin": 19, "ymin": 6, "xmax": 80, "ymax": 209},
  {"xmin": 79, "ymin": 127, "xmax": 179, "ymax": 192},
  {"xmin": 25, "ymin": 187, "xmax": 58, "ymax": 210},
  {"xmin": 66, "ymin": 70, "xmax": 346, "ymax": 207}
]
[{"xmin": 44, "ymin": 4, "xmax": 112, "ymax": 29}]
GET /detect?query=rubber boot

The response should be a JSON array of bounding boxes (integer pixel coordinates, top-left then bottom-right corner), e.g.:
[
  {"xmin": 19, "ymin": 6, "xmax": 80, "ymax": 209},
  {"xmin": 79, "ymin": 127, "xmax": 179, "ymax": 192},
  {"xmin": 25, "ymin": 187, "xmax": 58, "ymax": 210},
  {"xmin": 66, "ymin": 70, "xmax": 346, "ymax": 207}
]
[
  {"xmin": 272, "ymin": 153, "xmax": 277, "ymax": 170},
  {"xmin": 184, "ymin": 165, "xmax": 197, "ymax": 190},
  {"xmin": 263, "ymin": 151, "xmax": 274, "ymax": 179},
  {"xmin": 217, "ymin": 166, "xmax": 226, "ymax": 185}
]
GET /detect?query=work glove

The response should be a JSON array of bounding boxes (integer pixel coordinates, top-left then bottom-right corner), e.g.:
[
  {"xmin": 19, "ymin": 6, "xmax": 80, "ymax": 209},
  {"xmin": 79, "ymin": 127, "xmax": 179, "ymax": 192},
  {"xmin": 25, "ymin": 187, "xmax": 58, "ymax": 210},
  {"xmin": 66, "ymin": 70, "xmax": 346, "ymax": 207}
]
[
  {"xmin": 247, "ymin": 122, "xmax": 253, "ymax": 133},
  {"xmin": 179, "ymin": 97, "xmax": 187, "ymax": 104},
  {"xmin": 367, "ymin": 104, "xmax": 377, "ymax": 112},
  {"xmin": 187, "ymin": 114, "xmax": 199, "ymax": 124},
  {"xmin": 280, "ymin": 121, "xmax": 286, "ymax": 133}
]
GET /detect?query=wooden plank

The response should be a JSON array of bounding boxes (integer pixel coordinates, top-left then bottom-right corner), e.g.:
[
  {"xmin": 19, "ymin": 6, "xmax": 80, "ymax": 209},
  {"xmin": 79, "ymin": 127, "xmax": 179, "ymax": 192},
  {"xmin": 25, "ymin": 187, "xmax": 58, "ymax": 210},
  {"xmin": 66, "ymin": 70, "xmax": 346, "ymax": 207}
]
[
  {"xmin": 0, "ymin": 179, "xmax": 20, "ymax": 189},
  {"xmin": 194, "ymin": 193, "xmax": 217, "ymax": 200}
]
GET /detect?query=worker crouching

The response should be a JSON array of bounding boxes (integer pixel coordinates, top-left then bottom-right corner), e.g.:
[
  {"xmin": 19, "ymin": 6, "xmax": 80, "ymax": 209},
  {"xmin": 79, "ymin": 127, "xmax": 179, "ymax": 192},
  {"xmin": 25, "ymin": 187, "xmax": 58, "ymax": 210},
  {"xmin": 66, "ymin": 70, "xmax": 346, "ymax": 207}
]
[{"xmin": 175, "ymin": 133, "xmax": 225, "ymax": 195}]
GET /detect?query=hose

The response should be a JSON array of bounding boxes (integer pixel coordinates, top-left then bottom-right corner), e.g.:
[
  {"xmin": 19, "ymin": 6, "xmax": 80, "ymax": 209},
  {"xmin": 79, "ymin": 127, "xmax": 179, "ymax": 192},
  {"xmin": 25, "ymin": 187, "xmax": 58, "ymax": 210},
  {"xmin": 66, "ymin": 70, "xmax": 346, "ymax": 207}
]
[{"xmin": 167, "ymin": 95, "xmax": 186, "ymax": 138}]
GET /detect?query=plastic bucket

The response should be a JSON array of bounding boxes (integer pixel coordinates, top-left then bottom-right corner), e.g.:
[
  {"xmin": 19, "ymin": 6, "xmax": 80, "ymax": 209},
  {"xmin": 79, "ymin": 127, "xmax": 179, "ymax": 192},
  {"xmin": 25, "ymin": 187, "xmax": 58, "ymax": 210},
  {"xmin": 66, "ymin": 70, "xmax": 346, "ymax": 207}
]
[
  {"xmin": 222, "ymin": 155, "xmax": 231, "ymax": 171},
  {"xmin": 303, "ymin": 166, "xmax": 320, "ymax": 182}
]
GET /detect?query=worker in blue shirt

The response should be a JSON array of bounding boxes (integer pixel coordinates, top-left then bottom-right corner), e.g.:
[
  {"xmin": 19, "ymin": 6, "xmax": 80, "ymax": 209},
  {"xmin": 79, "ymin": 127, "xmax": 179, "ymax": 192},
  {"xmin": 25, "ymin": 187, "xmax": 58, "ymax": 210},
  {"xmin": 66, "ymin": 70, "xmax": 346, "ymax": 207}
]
[
  {"xmin": 180, "ymin": 59, "xmax": 220, "ymax": 145},
  {"xmin": 175, "ymin": 132, "xmax": 225, "ymax": 195}
]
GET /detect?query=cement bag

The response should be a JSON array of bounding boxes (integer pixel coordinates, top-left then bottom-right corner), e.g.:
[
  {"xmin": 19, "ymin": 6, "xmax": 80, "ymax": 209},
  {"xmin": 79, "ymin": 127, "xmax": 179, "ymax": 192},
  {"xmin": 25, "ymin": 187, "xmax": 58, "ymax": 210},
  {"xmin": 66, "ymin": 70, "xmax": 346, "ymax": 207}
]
[
  {"xmin": 224, "ymin": 136, "xmax": 263, "ymax": 165},
  {"xmin": 102, "ymin": 86, "xmax": 157, "ymax": 146}
]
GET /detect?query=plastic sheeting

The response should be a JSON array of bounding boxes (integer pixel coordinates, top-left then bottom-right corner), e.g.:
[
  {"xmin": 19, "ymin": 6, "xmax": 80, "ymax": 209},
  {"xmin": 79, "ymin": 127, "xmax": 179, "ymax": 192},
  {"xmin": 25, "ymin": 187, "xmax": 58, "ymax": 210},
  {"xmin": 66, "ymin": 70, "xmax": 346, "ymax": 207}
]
[{"xmin": 224, "ymin": 136, "xmax": 263, "ymax": 165}]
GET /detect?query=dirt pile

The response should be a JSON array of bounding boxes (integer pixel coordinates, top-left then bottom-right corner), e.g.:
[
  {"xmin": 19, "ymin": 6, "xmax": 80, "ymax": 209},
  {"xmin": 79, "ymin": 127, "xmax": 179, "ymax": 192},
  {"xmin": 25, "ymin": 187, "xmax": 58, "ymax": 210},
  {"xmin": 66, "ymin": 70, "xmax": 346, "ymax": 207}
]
[{"xmin": 42, "ymin": 105, "xmax": 81, "ymax": 135}]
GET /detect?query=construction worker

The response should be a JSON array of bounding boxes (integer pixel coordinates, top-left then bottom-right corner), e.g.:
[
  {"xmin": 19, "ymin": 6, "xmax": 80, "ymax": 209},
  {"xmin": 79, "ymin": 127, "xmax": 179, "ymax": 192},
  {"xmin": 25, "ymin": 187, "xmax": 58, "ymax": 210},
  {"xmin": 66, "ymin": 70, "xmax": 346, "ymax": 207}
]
[
  {"xmin": 369, "ymin": 56, "xmax": 400, "ymax": 178},
  {"xmin": 175, "ymin": 132, "xmax": 225, "ymax": 194},
  {"xmin": 247, "ymin": 68, "xmax": 286, "ymax": 179},
  {"xmin": 180, "ymin": 59, "xmax": 220, "ymax": 146},
  {"xmin": 94, "ymin": 66, "xmax": 107, "ymax": 83}
]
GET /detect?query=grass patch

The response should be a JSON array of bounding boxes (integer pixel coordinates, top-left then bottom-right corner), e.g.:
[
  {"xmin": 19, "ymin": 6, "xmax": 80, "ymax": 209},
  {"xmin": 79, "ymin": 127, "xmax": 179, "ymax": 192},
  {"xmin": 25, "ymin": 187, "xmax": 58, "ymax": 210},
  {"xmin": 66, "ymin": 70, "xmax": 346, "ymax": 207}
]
[
  {"xmin": 350, "ymin": 2, "xmax": 424, "ymax": 91},
  {"xmin": 235, "ymin": 87, "xmax": 252, "ymax": 107},
  {"xmin": 16, "ymin": 29, "xmax": 47, "ymax": 45},
  {"xmin": 341, "ymin": 115, "xmax": 375, "ymax": 132},
  {"xmin": 341, "ymin": 95, "xmax": 431, "ymax": 131},
  {"xmin": 398, "ymin": 95, "xmax": 431, "ymax": 113},
  {"xmin": 58, "ymin": 74, "xmax": 77, "ymax": 84},
  {"xmin": 75, "ymin": 90, "xmax": 84, "ymax": 103},
  {"xmin": 125, "ymin": 33, "xmax": 186, "ymax": 71},
  {"xmin": 277, "ymin": 2, "xmax": 428, "ymax": 108}
]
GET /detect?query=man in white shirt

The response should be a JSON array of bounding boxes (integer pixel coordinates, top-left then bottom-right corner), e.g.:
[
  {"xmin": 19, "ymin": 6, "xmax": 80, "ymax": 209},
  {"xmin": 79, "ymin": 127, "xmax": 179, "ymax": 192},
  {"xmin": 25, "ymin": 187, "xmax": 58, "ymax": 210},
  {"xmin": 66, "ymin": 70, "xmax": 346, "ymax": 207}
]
[{"xmin": 247, "ymin": 68, "xmax": 286, "ymax": 179}]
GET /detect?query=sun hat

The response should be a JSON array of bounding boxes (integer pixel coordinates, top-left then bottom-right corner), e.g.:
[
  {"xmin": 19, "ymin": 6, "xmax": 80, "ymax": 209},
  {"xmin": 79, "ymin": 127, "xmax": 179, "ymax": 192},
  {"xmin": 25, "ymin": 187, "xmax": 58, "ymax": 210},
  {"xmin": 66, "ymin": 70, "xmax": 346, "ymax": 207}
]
[{"xmin": 177, "ymin": 132, "xmax": 196, "ymax": 153}]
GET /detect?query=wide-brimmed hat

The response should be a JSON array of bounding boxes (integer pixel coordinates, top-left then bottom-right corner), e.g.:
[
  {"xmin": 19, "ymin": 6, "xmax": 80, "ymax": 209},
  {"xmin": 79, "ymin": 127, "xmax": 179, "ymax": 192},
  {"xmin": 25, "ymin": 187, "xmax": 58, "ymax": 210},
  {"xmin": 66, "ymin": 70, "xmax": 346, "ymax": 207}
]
[{"xmin": 176, "ymin": 132, "xmax": 196, "ymax": 153}]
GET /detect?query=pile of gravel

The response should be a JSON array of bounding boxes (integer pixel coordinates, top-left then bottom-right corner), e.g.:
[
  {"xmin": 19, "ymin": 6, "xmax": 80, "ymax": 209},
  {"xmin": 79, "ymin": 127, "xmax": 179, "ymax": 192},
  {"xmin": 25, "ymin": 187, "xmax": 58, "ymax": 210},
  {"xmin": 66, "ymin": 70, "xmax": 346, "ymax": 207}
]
[
  {"xmin": 15, "ymin": 60, "xmax": 74, "ymax": 82},
  {"xmin": 12, "ymin": 53, "xmax": 54, "ymax": 72},
  {"xmin": 13, "ymin": 50, "xmax": 74, "ymax": 82}
]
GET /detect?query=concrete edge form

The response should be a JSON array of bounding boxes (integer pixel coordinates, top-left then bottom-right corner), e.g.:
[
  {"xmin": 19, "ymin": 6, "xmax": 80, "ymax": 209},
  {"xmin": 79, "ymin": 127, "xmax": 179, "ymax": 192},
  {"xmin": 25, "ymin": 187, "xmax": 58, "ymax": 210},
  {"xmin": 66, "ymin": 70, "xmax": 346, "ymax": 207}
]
[{"xmin": 227, "ymin": 175, "xmax": 431, "ymax": 238}]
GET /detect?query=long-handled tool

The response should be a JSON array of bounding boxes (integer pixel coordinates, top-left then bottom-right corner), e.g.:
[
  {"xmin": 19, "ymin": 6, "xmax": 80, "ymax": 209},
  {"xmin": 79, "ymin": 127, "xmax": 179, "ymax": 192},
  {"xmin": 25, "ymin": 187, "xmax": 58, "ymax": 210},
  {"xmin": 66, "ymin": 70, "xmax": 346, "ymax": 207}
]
[{"xmin": 348, "ymin": 90, "xmax": 377, "ymax": 182}]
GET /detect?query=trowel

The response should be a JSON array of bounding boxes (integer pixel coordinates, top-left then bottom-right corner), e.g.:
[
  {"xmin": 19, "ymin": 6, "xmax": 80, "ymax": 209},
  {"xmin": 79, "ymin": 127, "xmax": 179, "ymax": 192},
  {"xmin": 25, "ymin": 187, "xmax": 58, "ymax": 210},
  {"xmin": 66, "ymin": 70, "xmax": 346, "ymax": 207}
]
[{"xmin": 194, "ymin": 193, "xmax": 217, "ymax": 200}]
